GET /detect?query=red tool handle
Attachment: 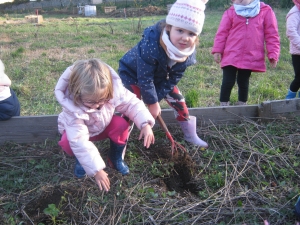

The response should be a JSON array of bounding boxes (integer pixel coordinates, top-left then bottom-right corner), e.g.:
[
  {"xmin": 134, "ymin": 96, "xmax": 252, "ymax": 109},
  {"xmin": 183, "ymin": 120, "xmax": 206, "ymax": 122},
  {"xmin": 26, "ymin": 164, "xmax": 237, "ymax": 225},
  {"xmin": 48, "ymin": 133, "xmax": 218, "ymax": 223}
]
[{"xmin": 157, "ymin": 115, "xmax": 175, "ymax": 142}]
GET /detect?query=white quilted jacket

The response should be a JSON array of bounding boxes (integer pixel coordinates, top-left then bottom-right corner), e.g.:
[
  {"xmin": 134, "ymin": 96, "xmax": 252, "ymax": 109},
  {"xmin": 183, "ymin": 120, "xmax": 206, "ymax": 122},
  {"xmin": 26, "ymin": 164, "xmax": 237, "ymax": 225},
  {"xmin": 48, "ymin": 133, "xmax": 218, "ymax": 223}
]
[
  {"xmin": 55, "ymin": 64, "xmax": 155, "ymax": 176},
  {"xmin": 286, "ymin": 6, "xmax": 300, "ymax": 55}
]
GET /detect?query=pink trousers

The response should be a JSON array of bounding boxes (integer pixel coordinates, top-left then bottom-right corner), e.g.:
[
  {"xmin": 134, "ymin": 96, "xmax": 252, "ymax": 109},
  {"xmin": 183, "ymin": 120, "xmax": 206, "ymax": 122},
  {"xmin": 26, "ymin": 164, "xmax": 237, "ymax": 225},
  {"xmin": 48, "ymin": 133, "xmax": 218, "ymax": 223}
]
[{"xmin": 58, "ymin": 115, "xmax": 130, "ymax": 156}]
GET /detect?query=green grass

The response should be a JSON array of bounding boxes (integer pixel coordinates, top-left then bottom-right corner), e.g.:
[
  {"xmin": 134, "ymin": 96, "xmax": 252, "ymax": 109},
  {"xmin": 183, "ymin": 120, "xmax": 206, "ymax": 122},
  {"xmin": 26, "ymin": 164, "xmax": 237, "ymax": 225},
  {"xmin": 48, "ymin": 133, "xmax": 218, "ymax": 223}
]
[
  {"xmin": 0, "ymin": 8, "xmax": 292, "ymax": 115},
  {"xmin": 1, "ymin": 9, "xmax": 300, "ymax": 225}
]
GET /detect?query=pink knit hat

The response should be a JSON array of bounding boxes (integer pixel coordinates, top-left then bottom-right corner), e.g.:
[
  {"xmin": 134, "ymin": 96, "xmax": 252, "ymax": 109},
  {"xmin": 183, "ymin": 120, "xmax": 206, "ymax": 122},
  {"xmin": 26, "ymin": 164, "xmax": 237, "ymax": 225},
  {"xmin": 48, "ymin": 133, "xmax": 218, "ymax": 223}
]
[
  {"xmin": 166, "ymin": 0, "xmax": 209, "ymax": 35},
  {"xmin": 293, "ymin": 0, "xmax": 300, "ymax": 10}
]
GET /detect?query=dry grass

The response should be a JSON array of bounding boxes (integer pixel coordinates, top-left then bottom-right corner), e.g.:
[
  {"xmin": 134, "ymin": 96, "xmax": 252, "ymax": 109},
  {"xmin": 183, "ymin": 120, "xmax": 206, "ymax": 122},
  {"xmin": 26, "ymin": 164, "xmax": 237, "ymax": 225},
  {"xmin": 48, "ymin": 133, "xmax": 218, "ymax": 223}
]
[{"xmin": 1, "ymin": 117, "xmax": 300, "ymax": 224}]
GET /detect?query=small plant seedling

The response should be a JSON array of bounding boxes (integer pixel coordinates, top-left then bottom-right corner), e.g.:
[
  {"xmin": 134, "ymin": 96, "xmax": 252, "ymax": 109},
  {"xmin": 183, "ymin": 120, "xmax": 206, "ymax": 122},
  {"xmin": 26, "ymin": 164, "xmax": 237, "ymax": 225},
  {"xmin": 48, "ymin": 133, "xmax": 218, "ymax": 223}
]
[{"xmin": 43, "ymin": 204, "xmax": 60, "ymax": 225}]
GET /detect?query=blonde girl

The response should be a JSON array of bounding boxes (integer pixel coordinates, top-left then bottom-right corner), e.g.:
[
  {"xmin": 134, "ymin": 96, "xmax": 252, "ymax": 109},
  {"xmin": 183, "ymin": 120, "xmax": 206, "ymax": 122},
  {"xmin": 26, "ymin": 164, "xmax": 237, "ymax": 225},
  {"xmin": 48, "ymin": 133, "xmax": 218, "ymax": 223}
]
[{"xmin": 55, "ymin": 58, "xmax": 155, "ymax": 192}]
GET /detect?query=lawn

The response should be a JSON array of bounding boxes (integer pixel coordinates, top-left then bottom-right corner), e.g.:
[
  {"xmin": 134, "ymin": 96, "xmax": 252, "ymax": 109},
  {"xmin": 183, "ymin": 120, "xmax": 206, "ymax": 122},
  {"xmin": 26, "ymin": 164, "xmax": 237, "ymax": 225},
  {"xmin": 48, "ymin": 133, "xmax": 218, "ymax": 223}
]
[
  {"xmin": 0, "ymin": 8, "xmax": 293, "ymax": 115},
  {"xmin": 1, "ymin": 7, "xmax": 300, "ymax": 225}
]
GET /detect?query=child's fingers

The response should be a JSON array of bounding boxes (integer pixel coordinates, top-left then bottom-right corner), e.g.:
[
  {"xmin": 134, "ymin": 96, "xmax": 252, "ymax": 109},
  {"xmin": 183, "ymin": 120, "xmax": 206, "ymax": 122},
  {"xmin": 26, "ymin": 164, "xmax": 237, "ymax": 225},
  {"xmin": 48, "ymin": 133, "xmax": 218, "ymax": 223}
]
[
  {"xmin": 98, "ymin": 179, "xmax": 110, "ymax": 192},
  {"xmin": 97, "ymin": 182, "xmax": 103, "ymax": 191},
  {"xmin": 139, "ymin": 129, "xmax": 154, "ymax": 148},
  {"xmin": 138, "ymin": 132, "xmax": 143, "ymax": 141},
  {"xmin": 95, "ymin": 171, "xmax": 110, "ymax": 192},
  {"xmin": 144, "ymin": 136, "xmax": 150, "ymax": 148},
  {"xmin": 102, "ymin": 180, "xmax": 110, "ymax": 192},
  {"xmin": 144, "ymin": 135, "xmax": 155, "ymax": 148}
]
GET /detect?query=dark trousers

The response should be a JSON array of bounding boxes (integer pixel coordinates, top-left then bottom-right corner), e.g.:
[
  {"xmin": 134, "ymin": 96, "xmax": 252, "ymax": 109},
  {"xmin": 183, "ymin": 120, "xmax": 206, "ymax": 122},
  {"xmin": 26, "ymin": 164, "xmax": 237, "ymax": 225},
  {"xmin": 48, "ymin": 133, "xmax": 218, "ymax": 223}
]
[
  {"xmin": 289, "ymin": 55, "xmax": 300, "ymax": 92},
  {"xmin": 220, "ymin": 65, "xmax": 251, "ymax": 102},
  {"xmin": 0, "ymin": 88, "xmax": 20, "ymax": 121}
]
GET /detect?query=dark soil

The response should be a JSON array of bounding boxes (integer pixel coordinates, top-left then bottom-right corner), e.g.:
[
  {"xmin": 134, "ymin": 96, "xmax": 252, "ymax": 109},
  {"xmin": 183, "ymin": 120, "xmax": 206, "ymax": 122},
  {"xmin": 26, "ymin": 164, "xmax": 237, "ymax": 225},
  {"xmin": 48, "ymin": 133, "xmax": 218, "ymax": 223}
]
[
  {"xmin": 24, "ymin": 186, "xmax": 82, "ymax": 224},
  {"xmin": 21, "ymin": 139, "xmax": 199, "ymax": 224},
  {"xmin": 3, "ymin": 118, "xmax": 299, "ymax": 224},
  {"xmin": 145, "ymin": 140, "xmax": 200, "ymax": 195}
]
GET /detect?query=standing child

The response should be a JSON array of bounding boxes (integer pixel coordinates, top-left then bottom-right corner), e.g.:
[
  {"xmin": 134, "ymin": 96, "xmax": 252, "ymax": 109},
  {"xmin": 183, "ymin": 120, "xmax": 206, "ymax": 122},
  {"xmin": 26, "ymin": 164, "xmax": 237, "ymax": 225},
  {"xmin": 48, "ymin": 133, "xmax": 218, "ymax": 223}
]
[
  {"xmin": 285, "ymin": 0, "xmax": 300, "ymax": 99},
  {"xmin": 212, "ymin": 0, "xmax": 280, "ymax": 106},
  {"xmin": 55, "ymin": 58, "xmax": 155, "ymax": 192},
  {"xmin": 118, "ymin": 0, "xmax": 209, "ymax": 148},
  {"xmin": 0, "ymin": 59, "xmax": 20, "ymax": 120}
]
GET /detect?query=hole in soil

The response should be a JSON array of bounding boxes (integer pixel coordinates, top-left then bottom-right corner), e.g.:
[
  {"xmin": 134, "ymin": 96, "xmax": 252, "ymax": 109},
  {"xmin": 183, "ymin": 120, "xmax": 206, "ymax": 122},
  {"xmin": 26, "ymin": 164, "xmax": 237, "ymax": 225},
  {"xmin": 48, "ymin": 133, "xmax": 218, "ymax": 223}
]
[{"xmin": 145, "ymin": 143, "xmax": 200, "ymax": 195}]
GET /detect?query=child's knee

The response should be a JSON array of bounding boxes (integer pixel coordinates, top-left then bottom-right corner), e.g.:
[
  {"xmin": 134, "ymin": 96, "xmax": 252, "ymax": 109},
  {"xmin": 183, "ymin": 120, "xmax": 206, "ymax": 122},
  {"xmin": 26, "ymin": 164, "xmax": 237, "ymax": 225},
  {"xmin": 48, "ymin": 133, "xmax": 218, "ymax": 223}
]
[
  {"xmin": 109, "ymin": 116, "xmax": 129, "ymax": 144},
  {"xmin": 58, "ymin": 132, "xmax": 74, "ymax": 156},
  {"xmin": 111, "ymin": 115, "xmax": 130, "ymax": 131}
]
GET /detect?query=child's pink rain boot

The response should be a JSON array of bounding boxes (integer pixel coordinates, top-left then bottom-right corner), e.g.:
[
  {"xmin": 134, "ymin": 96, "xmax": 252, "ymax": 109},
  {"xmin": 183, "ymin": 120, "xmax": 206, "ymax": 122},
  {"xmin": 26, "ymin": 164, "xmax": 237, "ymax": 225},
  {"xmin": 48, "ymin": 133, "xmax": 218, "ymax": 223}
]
[{"xmin": 178, "ymin": 116, "xmax": 208, "ymax": 148}]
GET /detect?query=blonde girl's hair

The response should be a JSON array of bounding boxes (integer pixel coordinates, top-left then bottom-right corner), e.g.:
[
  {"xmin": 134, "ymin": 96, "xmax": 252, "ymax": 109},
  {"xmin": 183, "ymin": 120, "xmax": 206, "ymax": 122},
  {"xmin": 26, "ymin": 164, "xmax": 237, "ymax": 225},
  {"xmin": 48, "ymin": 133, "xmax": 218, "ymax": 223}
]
[{"xmin": 68, "ymin": 58, "xmax": 113, "ymax": 106}]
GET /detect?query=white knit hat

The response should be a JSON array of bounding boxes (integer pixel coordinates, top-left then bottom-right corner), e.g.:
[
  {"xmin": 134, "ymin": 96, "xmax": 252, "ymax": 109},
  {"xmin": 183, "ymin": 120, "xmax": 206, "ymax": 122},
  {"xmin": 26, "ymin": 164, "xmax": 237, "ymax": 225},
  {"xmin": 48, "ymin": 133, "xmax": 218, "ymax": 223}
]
[{"xmin": 166, "ymin": 0, "xmax": 209, "ymax": 35}]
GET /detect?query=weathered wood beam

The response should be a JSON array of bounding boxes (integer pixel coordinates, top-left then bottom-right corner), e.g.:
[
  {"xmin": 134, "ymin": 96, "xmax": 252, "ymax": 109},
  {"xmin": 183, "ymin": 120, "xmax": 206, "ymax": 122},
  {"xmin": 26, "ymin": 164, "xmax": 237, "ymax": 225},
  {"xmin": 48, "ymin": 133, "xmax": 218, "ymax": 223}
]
[
  {"xmin": 1, "ymin": 99, "xmax": 300, "ymax": 145},
  {"xmin": 258, "ymin": 99, "xmax": 300, "ymax": 120},
  {"xmin": 0, "ymin": 115, "xmax": 59, "ymax": 145}
]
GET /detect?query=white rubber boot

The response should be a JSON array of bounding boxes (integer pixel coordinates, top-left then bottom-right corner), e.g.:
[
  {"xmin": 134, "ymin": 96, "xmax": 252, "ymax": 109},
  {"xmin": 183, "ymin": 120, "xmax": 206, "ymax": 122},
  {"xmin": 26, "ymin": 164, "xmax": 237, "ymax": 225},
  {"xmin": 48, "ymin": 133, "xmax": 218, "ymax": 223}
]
[{"xmin": 178, "ymin": 116, "xmax": 208, "ymax": 148}]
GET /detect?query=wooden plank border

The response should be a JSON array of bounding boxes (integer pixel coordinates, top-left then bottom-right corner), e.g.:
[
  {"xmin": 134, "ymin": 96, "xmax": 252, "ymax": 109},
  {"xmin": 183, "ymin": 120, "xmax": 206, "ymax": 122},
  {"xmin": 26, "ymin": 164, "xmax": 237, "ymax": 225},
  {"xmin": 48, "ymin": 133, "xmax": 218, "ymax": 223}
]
[
  {"xmin": 1, "ymin": 99, "xmax": 300, "ymax": 145},
  {"xmin": 0, "ymin": 115, "xmax": 59, "ymax": 145}
]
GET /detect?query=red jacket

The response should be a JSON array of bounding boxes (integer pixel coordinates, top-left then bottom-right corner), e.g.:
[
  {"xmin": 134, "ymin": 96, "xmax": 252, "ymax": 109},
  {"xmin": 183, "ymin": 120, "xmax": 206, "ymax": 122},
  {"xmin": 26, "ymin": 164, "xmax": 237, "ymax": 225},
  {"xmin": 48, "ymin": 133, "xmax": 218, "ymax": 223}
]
[{"xmin": 212, "ymin": 2, "xmax": 280, "ymax": 72}]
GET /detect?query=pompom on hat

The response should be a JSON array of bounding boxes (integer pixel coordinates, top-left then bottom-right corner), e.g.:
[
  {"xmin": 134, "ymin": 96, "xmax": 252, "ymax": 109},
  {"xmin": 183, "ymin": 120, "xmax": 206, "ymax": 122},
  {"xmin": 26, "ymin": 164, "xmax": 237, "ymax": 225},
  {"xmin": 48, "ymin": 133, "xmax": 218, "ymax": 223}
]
[
  {"xmin": 293, "ymin": 0, "xmax": 300, "ymax": 10},
  {"xmin": 166, "ymin": 0, "xmax": 209, "ymax": 35}
]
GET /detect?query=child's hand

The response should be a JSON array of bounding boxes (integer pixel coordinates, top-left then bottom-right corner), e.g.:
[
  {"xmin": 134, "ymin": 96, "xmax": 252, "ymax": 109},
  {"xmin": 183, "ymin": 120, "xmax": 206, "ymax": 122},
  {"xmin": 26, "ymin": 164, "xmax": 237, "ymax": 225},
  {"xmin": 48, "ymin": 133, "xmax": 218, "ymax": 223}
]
[
  {"xmin": 139, "ymin": 124, "xmax": 155, "ymax": 148},
  {"xmin": 148, "ymin": 102, "xmax": 161, "ymax": 119},
  {"xmin": 269, "ymin": 58, "xmax": 277, "ymax": 68},
  {"xmin": 213, "ymin": 53, "xmax": 222, "ymax": 63},
  {"xmin": 94, "ymin": 170, "xmax": 110, "ymax": 192}
]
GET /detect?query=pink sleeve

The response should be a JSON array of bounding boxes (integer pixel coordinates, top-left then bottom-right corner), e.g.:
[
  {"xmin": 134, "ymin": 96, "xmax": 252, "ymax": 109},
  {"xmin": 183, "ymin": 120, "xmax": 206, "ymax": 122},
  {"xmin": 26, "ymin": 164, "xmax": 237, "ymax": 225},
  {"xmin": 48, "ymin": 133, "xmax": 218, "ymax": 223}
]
[
  {"xmin": 212, "ymin": 10, "xmax": 232, "ymax": 54},
  {"xmin": 264, "ymin": 7, "xmax": 280, "ymax": 61}
]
